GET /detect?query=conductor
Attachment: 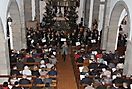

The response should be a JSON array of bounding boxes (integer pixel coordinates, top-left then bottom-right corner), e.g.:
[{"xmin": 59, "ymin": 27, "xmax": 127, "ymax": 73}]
[{"xmin": 61, "ymin": 42, "xmax": 68, "ymax": 61}]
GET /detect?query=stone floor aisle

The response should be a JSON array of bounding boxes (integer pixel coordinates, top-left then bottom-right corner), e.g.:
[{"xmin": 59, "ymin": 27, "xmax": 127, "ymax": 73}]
[{"xmin": 56, "ymin": 54, "xmax": 78, "ymax": 89}]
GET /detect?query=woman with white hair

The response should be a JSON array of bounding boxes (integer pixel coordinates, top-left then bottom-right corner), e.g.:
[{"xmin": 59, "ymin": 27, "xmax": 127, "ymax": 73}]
[
  {"xmin": 39, "ymin": 60, "xmax": 46, "ymax": 68},
  {"xmin": 22, "ymin": 66, "xmax": 31, "ymax": 75},
  {"xmin": 49, "ymin": 55, "xmax": 58, "ymax": 64}
]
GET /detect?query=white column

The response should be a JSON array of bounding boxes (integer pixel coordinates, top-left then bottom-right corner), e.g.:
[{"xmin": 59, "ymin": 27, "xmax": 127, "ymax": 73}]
[
  {"xmin": 115, "ymin": 28, "xmax": 119, "ymax": 50},
  {"xmin": 32, "ymin": 0, "xmax": 35, "ymax": 21},
  {"xmin": 40, "ymin": 1, "xmax": 46, "ymax": 22},
  {"xmin": 98, "ymin": 4, "xmax": 105, "ymax": 32},
  {"xmin": 8, "ymin": 22, "xmax": 13, "ymax": 50},
  {"xmin": 76, "ymin": 0, "xmax": 85, "ymax": 24},
  {"xmin": 88, "ymin": 0, "xmax": 94, "ymax": 29}
]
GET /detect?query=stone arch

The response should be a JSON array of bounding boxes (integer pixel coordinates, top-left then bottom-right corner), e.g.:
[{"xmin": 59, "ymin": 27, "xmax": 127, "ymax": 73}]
[
  {"xmin": 0, "ymin": 18, "xmax": 5, "ymax": 41},
  {"xmin": 106, "ymin": 1, "xmax": 130, "ymax": 52},
  {"xmin": 0, "ymin": 17, "xmax": 10, "ymax": 80},
  {"xmin": 7, "ymin": 0, "xmax": 22, "ymax": 50}
]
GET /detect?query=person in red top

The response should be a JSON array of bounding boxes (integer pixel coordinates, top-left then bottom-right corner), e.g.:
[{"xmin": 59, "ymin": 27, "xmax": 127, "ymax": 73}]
[
  {"xmin": 96, "ymin": 51, "xmax": 102, "ymax": 59},
  {"xmin": 74, "ymin": 51, "xmax": 79, "ymax": 59},
  {"xmin": 2, "ymin": 82, "xmax": 9, "ymax": 89}
]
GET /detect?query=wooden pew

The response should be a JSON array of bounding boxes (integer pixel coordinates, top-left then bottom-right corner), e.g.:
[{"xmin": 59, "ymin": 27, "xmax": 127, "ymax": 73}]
[
  {"xmin": 0, "ymin": 83, "xmax": 57, "ymax": 87},
  {"xmin": 81, "ymin": 83, "xmax": 124, "ymax": 89},
  {"xmin": 0, "ymin": 75, "xmax": 57, "ymax": 79}
]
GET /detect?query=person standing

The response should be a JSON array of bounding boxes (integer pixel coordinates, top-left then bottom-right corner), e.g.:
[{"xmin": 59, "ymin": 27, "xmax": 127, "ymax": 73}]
[{"xmin": 61, "ymin": 41, "xmax": 68, "ymax": 61}]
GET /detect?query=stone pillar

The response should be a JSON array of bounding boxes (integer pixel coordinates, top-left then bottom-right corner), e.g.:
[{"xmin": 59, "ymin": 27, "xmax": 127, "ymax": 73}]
[
  {"xmin": 84, "ymin": 0, "xmax": 90, "ymax": 27},
  {"xmin": 0, "ymin": 40, "xmax": 10, "ymax": 83},
  {"xmin": 35, "ymin": 0, "xmax": 40, "ymax": 22},
  {"xmin": 123, "ymin": 40, "xmax": 132, "ymax": 74},
  {"xmin": 92, "ymin": 0, "xmax": 100, "ymax": 22},
  {"xmin": 19, "ymin": 0, "xmax": 27, "ymax": 49},
  {"xmin": 106, "ymin": 26, "xmax": 118, "ymax": 52},
  {"xmin": 24, "ymin": 0, "xmax": 32, "ymax": 22},
  {"xmin": 10, "ymin": 9, "xmax": 22, "ymax": 51},
  {"xmin": 11, "ymin": 21, "xmax": 22, "ymax": 51},
  {"xmin": 88, "ymin": 0, "xmax": 94, "ymax": 29},
  {"xmin": 100, "ymin": 0, "xmax": 111, "ymax": 50}
]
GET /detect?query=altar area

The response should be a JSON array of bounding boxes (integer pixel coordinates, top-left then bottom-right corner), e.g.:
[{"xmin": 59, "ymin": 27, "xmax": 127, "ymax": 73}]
[{"xmin": 39, "ymin": 0, "xmax": 79, "ymax": 31}]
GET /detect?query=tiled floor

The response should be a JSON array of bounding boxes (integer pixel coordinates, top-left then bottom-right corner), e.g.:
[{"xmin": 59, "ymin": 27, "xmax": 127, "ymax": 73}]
[{"xmin": 57, "ymin": 54, "xmax": 78, "ymax": 89}]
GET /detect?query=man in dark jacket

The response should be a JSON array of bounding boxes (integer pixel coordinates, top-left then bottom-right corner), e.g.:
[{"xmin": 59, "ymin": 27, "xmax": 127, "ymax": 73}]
[
  {"xmin": 19, "ymin": 74, "xmax": 31, "ymax": 89},
  {"xmin": 26, "ymin": 55, "xmax": 35, "ymax": 66},
  {"xmin": 43, "ymin": 74, "xmax": 52, "ymax": 84},
  {"xmin": 33, "ymin": 75, "xmax": 43, "ymax": 84},
  {"xmin": 76, "ymin": 55, "xmax": 84, "ymax": 63},
  {"xmin": 48, "ymin": 66, "xmax": 57, "ymax": 76},
  {"xmin": 10, "ymin": 66, "xmax": 20, "ymax": 76},
  {"xmin": 12, "ymin": 81, "xmax": 22, "ymax": 89},
  {"xmin": 80, "ymin": 73, "xmax": 93, "ymax": 86}
]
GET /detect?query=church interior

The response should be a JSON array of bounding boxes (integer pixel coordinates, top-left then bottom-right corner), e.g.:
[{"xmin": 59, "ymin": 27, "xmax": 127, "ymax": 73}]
[{"xmin": 0, "ymin": 0, "xmax": 132, "ymax": 89}]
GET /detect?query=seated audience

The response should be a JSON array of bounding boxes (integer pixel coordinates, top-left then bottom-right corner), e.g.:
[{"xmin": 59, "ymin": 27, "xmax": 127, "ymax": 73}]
[
  {"xmin": 10, "ymin": 53, "xmax": 17, "ymax": 63},
  {"xmin": 88, "ymin": 59, "xmax": 98, "ymax": 69},
  {"xmin": 80, "ymin": 73, "xmax": 92, "ymax": 86},
  {"xmin": 121, "ymin": 82, "xmax": 131, "ymax": 89},
  {"xmin": 31, "ymin": 65, "xmax": 40, "ymax": 76},
  {"xmin": 84, "ymin": 82, "xmax": 94, "ymax": 89},
  {"xmin": 39, "ymin": 67, "xmax": 49, "ymax": 76},
  {"xmin": 11, "ymin": 81, "xmax": 22, "ymax": 89},
  {"xmin": 10, "ymin": 66, "xmax": 20, "ymax": 76},
  {"xmin": 43, "ymin": 82, "xmax": 54, "ymax": 89},
  {"xmin": 30, "ymin": 83, "xmax": 40, "ymax": 89},
  {"xmin": 109, "ymin": 83, "xmax": 121, "ymax": 89},
  {"xmin": 76, "ymin": 55, "xmax": 84, "ymax": 63},
  {"xmin": 33, "ymin": 75, "xmax": 43, "ymax": 84},
  {"xmin": 101, "ymin": 75, "xmax": 112, "ymax": 84},
  {"xmin": 19, "ymin": 74, "xmax": 31, "ymax": 89},
  {"xmin": 10, "ymin": 74, "xmax": 18, "ymax": 85},
  {"xmin": 100, "ymin": 68, "xmax": 111, "ymax": 78},
  {"xmin": 96, "ymin": 81, "xmax": 106, "ymax": 89},
  {"xmin": 39, "ymin": 60, "xmax": 46, "ymax": 68},
  {"xmin": 43, "ymin": 74, "xmax": 52, "ymax": 84},
  {"xmin": 2, "ymin": 82, "xmax": 9, "ymax": 89},
  {"xmin": 113, "ymin": 66, "xmax": 123, "ymax": 75},
  {"xmin": 16, "ymin": 58, "xmax": 24, "ymax": 69},
  {"xmin": 48, "ymin": 66, "xmax": 57, "ymax": 76},
  {"xmin": 108, "ymin": 61, "xmax": 116, "ymax": 68},
  {"xmin": 26, "ymin": 54, "xmax": 35, "ymax": 66},
  {"xmin": 112, "ymin": 73, "xmax": 124, "ymax": 84},
  {"xmin": 81, "ymin": 66, "xmax": 89, "ymax": 75},
  {"xmin": 34, "ymin": 54, "xmax": 41, "ymax": 62},
  {"xmin": 93, "ymin": 75, "xmax": 101, "ymax": 84},
  {"xmin": 46, "ymin": 61, "xmax": 54, "ymax": 69},
  {"xmin": 49, "ymin": 55, "xmax": 58, "ymax": 64},
  {"xmin": 22, "ymin": 66, "xmax": 31, "ymax": 75}
]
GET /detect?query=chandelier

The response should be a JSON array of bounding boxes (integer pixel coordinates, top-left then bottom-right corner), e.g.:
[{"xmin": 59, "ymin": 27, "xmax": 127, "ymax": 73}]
[{"xmin": 48, "ymin": 0, "xmax": 80, "ymax": 7}]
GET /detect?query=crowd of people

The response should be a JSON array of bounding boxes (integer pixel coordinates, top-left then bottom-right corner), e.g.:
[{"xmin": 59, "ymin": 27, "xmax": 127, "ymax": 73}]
[
  {"xmin": 72, "ymin": 45, "xmax": 131, "ymax": 89},
  {"xmin": 26, "ymin": 26, "xmax": 99, "ymax": 51},
  {"xmin": 8, "ymin": 45, "xmax": 57, "ymax": 89},
  {"xmin": 0, "ymin": 18, "xmax": 128, "ymax": 89},
  {"xmin": 3, "ymin": 26, "xmax": 62, "ymax": 89}
]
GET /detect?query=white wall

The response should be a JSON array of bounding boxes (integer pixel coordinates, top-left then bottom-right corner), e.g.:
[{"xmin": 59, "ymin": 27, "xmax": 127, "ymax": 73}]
[
  {"xmin": 40, "ymin": 1, "xmax": 46, "ymax": 22},
  {"xmin": 0, "ymin": 0, "xmax": 23, "ymax": 39},
  {"xmin": 76, "ymin": 0, "xmax": 85, "ymax": 24}
]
